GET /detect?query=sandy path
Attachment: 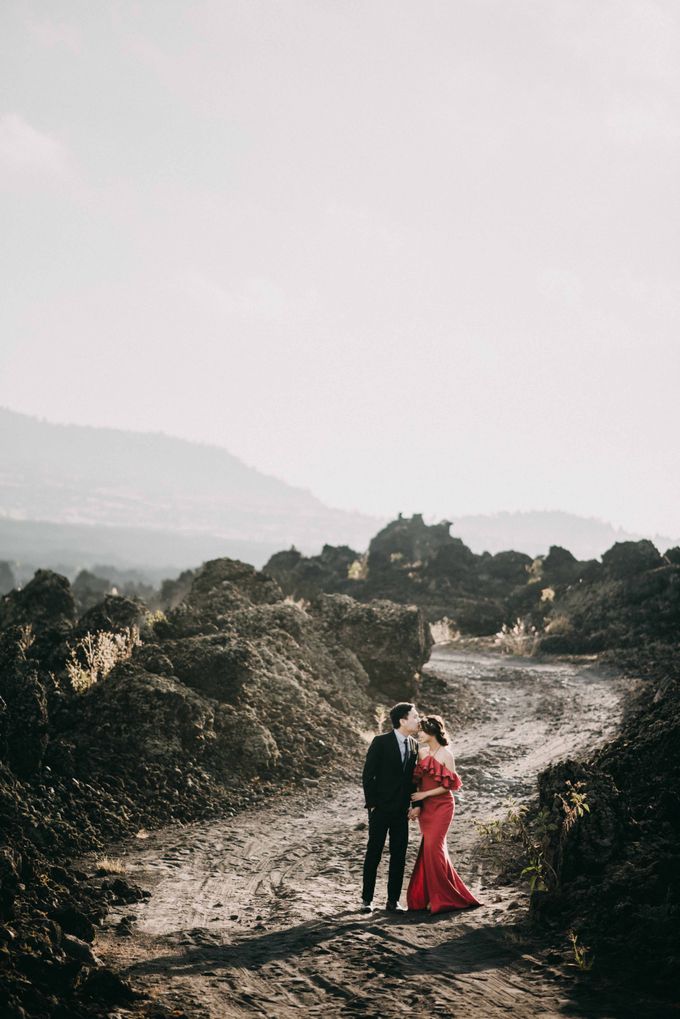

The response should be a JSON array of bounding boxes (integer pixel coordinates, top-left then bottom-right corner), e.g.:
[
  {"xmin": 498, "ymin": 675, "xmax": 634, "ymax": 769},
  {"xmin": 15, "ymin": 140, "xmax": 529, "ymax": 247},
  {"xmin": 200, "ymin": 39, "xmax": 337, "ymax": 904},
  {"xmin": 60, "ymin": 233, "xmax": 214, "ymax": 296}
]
[{"xmin": 93, "ymin": 647, "xmax": 633, "ymax": 1019}]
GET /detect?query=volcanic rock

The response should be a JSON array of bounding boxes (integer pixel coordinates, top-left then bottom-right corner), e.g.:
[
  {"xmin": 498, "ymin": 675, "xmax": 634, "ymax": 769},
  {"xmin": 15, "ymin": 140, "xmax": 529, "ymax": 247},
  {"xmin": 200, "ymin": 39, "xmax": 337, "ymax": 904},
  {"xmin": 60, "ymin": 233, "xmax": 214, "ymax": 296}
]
[
  {"xmin": 0, "ymin": 569, "xmax": 76, "ymax": 633},
  {"xmin": 76, "ymin": 594, "xmax": 145, "ymax": 637},
  {"xmin": 601, "ymin": 539, "xmax": 664, "ymax": 579},
  {"xmin": 72, "ymin": 570, "xmax": 112, "ymax": 613},
  {"xmin": 311, "ymin": 593, "xmax": 432, "ymax": 699},
  {"xmin": 264, "ymin": 544, "xmax": 359, "ymax": 601},
  {"xmin": 531, "ymin": 669, "xmax": 680, "ymax": 997}
]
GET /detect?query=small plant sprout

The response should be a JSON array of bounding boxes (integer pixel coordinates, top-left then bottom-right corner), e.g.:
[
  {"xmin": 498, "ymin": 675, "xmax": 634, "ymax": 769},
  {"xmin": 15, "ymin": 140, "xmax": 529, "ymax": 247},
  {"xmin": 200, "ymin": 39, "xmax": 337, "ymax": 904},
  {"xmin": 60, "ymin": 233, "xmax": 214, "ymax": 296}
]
[
  {"xmin": 568, "ymin": 929, "xmax": 593, "ymax": 971},
  {"xmin": 558, "ymin": 781, "xmax": 590, "ymax": 836}
]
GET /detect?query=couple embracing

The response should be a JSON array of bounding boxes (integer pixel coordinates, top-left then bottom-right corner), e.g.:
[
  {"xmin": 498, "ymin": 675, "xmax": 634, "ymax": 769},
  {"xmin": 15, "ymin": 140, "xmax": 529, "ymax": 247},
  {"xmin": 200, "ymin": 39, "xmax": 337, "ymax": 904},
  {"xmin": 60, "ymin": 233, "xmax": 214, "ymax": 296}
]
[{"xmin": 361, "ymin": 702, "xmax": 481, "ymax": 914}]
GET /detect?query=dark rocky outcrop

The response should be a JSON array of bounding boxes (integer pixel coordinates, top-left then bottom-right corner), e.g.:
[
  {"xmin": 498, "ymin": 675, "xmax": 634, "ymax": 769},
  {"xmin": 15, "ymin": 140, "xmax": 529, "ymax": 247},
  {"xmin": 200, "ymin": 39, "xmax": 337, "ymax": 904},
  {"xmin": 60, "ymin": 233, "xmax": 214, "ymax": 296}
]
[
  {"xmin": 310, "ymin": 593, "xmax": 433, "ymax": 700},
  {"xmin": 72, "ymin": 570, "xmax": 113, "ymax": 613},
  {"xmin": 601, "ymin": 539, "xmax": 664, "ymax": 579},
  {"xmin": 265, "ymin": 515, "xmax": 513, "ymax": 634},
  {"xmin": 0, "ymin": 568, "xmax": 77, "ymax": 633},
  {"xmin": 264, "ymin": 544, "xmax": 360, "ymax": 602},
  {"xmin": 531, "ymin": 668, "xmax": 680, "ymax": 1000},
  {"xmin": 0, "ymin": 569, "xmax": 78, "ymax": 680},
  {"xmin": 75, "ymin": 594, "xmax": 146, "ymax": 637},
  {"xmin": 264, "ymin": 521, "xmax": 680, "ymax": 655},
  {"xmin": 539, "ymin": 542, "xmax": 680, "ymax": 654}
]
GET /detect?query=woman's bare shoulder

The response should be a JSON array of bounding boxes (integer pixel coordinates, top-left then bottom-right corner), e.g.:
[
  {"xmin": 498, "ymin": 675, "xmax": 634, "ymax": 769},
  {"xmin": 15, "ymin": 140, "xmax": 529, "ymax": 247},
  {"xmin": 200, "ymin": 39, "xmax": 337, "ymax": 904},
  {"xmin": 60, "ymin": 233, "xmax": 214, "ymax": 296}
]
[{"xmin": 440, "ymin": 748, "xmax": 456, "ymax": 770}]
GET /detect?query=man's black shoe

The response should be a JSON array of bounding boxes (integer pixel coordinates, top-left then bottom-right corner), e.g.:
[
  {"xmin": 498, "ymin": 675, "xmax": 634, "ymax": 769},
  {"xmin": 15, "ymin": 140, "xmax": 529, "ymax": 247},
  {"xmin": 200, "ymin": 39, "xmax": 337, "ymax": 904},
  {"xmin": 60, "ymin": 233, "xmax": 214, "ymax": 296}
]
[
  {"xmin": 360, "ymin": 900, "xmax": 373, "ymax": 914},
  {"xmin": 385, "ymin": 901, "xmax": 407, "ymax": 912}
]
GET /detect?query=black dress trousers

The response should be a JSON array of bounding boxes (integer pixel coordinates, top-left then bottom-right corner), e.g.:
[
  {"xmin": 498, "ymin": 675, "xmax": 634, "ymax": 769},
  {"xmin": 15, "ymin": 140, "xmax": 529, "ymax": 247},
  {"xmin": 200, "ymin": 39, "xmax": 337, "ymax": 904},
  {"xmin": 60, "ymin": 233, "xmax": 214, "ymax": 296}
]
[{"xmin": 362, "ymin": 805, "xmax": 409, "ymax": 904}]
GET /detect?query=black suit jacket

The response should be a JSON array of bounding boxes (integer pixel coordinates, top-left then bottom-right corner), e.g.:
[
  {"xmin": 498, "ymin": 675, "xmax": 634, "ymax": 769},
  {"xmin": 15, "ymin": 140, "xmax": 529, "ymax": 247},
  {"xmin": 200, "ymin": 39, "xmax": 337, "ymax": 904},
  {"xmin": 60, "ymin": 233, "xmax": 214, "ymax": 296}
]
[{"xmin": 362, "ymin": 731, "xmax": 418, "ymax": 814}]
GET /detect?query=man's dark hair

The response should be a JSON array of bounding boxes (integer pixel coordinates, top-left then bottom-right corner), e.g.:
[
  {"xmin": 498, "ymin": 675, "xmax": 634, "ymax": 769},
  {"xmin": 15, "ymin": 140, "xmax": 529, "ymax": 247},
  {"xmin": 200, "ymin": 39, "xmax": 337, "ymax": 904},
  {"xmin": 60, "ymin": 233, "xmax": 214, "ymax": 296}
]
[{"xmin": 389, "ymin": 702, "xmax": 415, "ymax": 729}]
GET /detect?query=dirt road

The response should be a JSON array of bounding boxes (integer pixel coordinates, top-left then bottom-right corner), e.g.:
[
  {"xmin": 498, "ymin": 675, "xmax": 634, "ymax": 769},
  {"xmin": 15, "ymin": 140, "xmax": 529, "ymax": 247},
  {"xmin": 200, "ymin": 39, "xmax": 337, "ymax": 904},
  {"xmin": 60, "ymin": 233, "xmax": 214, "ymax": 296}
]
[{"xmin": 94, "ymin": 646, "xmax": 633, "ymax": 1019}]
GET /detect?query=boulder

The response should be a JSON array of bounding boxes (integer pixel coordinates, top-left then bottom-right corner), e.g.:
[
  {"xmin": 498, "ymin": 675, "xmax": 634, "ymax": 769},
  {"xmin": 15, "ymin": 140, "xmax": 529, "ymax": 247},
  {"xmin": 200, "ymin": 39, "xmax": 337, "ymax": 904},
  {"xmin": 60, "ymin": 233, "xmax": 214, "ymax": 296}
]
[
  {"xmin": 62, "ymin": 933, "xmax": 100, "ymax": 966},
  {"xmin": 311, "ymin": 593, "xmax": 432, "ymax": 699},
  {"xmin": 49, "ymin": 904, "xmax": 96, "ymax": 943},
  {"xmin": 368, "ymin": 513, "xmax": 454, "ymax": 570},
  {"xmin": 72, "ymin": 570, "xmax": 112, "ymax": 613},
  {"xmin": 157, "ymin": 559, "xmax": 285, "ymax": 639},
  {"xmin": 76, "ymin": 594, "xmax": 145, "ymax": 637},
  {"xmin": 159, "ymin": 635, "xmax": 255, "ymax": 702},
  {"xmin": 601, "ymin": 540, "xmax": 664, "ymax": 579},
  {"xmin": 263, "ymin": 544, "xmax": 359, "ymax": 601},
  {"xmin": 78, "ymin": 666, "xmax": 220, "ymax": 762},
  {"xmin": 187, "ymin": 558, "xmax": 283, "ymax": 613},
  {"xmin": 481, "ymin": 550, "xmax": 533, "ymax": 585},
  {"xmin": 0, "ymin": 569, "xmax": 76, "ymax": 633},
  {"xmin": 540, "ymin": 545, "xmax": 580, "ymax": 584}
]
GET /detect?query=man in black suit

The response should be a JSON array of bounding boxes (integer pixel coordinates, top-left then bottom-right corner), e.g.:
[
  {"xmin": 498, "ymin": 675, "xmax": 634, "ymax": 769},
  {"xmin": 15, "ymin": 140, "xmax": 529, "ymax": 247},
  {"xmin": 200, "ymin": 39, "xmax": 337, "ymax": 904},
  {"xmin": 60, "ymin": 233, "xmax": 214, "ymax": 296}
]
[{"xmin": 361, "ymin": 702, "xmax": 421, "ymax": 913}]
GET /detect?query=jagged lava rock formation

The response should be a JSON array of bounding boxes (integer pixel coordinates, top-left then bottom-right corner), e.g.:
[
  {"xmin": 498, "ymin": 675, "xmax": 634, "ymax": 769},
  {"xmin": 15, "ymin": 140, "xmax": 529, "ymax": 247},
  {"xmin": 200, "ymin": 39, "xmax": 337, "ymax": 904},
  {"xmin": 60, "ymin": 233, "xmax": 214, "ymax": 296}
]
[
  {"xmin": 265, "ymin": 516, "xmax": 680, "ymax": 653},
  {"xmin": 532, "ymin": 658, "xmax": 680, "ymax": 1002}
]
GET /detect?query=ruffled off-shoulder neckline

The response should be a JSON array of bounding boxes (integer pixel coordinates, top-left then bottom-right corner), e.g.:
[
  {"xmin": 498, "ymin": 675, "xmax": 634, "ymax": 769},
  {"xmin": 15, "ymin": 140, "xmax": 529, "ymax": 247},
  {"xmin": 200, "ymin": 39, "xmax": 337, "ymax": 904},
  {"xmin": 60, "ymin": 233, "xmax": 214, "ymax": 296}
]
[{"xmin": 415, "ymin": 753, "xmax": 463, "ymax": 791}]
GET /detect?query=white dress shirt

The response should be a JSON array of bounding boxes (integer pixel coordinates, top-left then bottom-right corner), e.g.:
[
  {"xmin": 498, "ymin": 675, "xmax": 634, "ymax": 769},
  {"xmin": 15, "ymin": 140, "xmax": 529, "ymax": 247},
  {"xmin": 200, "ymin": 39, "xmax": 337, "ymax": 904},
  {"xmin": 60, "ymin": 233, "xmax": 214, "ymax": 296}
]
[{"xmin": 394, "ymin": 729, "xmax": 409, "ymax": 764}]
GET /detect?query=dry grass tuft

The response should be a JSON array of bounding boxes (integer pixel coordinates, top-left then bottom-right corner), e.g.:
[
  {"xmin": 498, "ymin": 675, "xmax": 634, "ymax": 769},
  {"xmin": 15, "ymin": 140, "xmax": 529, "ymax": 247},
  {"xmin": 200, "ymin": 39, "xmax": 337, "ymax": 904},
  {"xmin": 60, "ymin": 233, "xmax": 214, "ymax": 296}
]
[
  {"xmin": 495, "ymin": 617, "xmax": 540, "ymax": 656},
  {"xmin": 66, "ymin": 627, "xmax": 141, "ymax": 693},
  {"xmin": 94, "ymin": 855, "xmax": 129, "ymax": 875}
]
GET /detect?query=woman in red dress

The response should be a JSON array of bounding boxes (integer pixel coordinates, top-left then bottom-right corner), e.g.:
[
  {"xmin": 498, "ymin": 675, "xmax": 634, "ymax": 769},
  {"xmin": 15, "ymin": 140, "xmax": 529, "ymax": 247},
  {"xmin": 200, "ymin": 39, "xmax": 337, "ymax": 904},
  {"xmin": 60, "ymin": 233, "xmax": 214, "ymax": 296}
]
[{"xmin": 406, "ymin": 714, "xmax": 481, "ymax": 914}]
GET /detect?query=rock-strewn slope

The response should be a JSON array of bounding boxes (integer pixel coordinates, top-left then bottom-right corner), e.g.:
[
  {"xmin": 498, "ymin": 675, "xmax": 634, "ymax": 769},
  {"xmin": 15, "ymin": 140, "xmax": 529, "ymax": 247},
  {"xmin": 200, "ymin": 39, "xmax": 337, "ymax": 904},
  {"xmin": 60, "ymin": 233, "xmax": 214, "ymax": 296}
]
[
  {"xmin": 0, "ymin": 560, "xmax": 431, "ymax": 1018},
  {"xmin": 532, "ymin": 655, "xmax": 680, "ymax": 1002},
  {"xmin": 538, "ymin": 539, "xmax": 680, "ymax": 653}
]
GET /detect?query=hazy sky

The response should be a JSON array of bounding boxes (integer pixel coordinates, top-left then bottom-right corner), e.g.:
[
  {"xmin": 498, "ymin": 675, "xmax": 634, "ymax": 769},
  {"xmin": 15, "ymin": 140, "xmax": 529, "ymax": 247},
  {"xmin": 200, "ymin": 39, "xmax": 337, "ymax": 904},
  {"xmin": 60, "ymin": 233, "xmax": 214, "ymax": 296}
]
[{"xmin": 1, "ymin": 1, "xmax": 679, "ymax": 536}]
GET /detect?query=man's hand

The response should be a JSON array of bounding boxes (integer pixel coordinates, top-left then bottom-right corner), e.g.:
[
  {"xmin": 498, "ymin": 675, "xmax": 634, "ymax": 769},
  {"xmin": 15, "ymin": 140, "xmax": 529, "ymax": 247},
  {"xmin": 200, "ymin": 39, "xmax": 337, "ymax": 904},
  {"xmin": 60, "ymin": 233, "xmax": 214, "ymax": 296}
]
[{"xmin": 408, "ymin": 806, "xmax": 421, "ymax": 821}]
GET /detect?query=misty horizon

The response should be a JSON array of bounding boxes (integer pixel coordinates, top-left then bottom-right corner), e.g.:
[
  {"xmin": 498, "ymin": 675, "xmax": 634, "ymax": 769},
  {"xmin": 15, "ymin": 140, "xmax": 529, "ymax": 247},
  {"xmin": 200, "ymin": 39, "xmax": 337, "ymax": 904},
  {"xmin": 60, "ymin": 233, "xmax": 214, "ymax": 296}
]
[
  {"xmin": 1, "ymin": 407, "xmax": 678, "ymax": 570},
  {"xmin": 2, "ymin": 1, "xmax": 679, "ymax": 538}
]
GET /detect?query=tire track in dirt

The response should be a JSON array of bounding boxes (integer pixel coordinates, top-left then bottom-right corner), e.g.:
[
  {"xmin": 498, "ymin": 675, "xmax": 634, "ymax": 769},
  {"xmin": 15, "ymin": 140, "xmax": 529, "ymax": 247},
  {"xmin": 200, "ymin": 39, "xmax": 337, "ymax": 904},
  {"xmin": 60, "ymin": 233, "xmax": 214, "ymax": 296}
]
[{"xmin": 93, "ymin": 647, "xmax": 634, "ymax": 1019}]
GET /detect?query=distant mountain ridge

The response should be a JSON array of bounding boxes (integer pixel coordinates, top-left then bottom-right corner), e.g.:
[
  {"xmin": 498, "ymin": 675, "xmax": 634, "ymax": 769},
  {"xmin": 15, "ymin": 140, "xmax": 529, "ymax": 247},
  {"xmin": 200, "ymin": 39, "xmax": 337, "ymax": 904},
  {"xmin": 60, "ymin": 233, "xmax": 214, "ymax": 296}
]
[
  {"xmin": 1, "ymin": 408, "xmax": 676, "ymax": 577},
  {"xmin": 0, "ymin": 407, "xmax": 382, "ymax": 568}
]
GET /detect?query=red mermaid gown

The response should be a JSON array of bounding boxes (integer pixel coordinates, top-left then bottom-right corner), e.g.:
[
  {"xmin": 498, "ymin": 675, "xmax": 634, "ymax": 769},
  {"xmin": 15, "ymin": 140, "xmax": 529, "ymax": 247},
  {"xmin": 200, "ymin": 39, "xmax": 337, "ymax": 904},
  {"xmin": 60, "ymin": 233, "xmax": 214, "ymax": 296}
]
[{"xmin": 406, "ymin": 754, "xmax": 481, "ymax": 914}]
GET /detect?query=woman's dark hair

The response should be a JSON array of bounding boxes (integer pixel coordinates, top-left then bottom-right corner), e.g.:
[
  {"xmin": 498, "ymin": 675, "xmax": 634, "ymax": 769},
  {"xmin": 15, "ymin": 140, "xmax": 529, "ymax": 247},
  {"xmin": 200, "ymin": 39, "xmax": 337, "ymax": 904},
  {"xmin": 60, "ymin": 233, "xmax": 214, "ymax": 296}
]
[
  {"xmin": 389, "ymin": 702, "xmax": 415, "ymax": 729},
  {"xmin": 420, "ymin": 714, "xmax": 449, "ymax": 746}
]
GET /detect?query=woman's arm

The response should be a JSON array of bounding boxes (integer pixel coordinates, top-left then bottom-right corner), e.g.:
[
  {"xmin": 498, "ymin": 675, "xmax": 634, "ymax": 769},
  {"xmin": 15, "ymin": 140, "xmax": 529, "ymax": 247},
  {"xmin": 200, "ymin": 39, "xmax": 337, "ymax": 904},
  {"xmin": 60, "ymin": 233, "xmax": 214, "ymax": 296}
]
[{"xmin": 411, "ymin": 785, "xmax": 448, "ymax": 802}]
